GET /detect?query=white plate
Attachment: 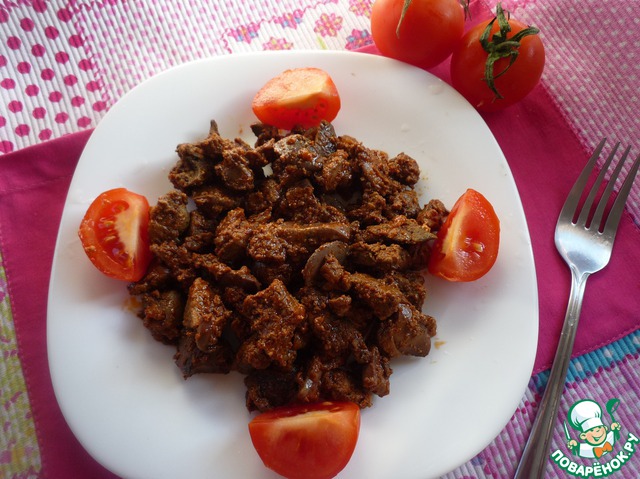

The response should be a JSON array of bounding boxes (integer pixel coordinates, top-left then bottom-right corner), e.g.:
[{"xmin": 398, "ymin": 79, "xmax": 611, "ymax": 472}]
[{"xmin": 48, "ymin": 51, "xmax": 538, "ymax": 479}]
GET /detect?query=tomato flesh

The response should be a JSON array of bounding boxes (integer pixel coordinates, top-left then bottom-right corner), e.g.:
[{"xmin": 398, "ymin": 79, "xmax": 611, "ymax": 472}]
[
  {"xmin": 78, "ymin": 188, "xmax": 152, "ymax": 282},
  {"xmin": 450, "ymin": 18, "xmax": 545, "ymax": 112},
  {"xmin": 428, "ymin": 189, "xmax": 500, "ymax": 282},
  {"xmin": 248, "ymin": 401, "xmax": 360, "ymax": 479},
  {"xmin": 371, "ymin": 0, "xmax": 464, "ymax": 68},
  {"xmin": 252, "ymin": 68, "xmax": 341, "ymax": 130}
]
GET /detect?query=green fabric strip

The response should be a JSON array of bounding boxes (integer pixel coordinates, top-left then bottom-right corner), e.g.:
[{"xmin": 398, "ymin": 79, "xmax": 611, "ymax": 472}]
[{"xmin": 0, "ymin": 252, "xmax": 41, "ymax": 477}]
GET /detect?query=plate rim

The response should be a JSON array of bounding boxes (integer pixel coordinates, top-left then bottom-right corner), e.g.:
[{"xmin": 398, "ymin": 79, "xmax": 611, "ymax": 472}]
[{"xmin": 47, "ymin": 49, "xmax": 539, "ymax": 479}]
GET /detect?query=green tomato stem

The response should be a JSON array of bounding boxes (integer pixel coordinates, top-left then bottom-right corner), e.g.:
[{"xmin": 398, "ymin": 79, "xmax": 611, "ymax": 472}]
[
  {"xmin": 479, "ymin": 3, "xmax": 540, "ymax": 101},
  {"xmin": 396, "ymin": 0, "xmax": 412, "ymax": 38}
]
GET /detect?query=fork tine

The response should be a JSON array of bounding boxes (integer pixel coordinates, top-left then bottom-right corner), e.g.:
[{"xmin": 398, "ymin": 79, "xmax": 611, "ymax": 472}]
[
  {"xmin": 603, "ymin": 151, "xmax": 640, "ymax": 235},
  {"xmin": 558, "ymin": 138, "xmax": 607, "ymax": 224},
  {"xmin": 576, "ymin": 141, "xmax": 620, "ymax": 226},
  {"xmin": 591, "ymin": 145, "xmax": 631, "ymax": 229}
]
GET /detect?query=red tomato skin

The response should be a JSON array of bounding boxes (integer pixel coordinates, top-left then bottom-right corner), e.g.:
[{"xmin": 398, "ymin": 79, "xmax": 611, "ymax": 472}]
[
  {"xmin": 371, "ymin": 0, "xmax": 464, "ymax": 68},
  {"xmin": 428, "ymin": 189, "xmax": 500, "ymax": 282},
  {"xmin": 78, "ymin": 188, "xmax": 152, "ymax": 282},
  {"xmin": 252, "ymin": 68, "xmax": 341, "ymax": 130},
  {"xmin": 248, "ymin": 401, "xmax": 360, "ymax": 479},
  {"xmin": 450, "ymin": 18, "xmax": 545, "ymax": 112}
]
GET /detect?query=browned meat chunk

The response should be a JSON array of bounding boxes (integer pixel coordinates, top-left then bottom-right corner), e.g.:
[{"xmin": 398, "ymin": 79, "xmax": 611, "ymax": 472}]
[
  {"xmin": 245, "ymin": 369, "xmax": 298, "ymax": 411},
  {"xmin": 308, "ymin": 312, "xmax": 368, "ymax": 361},
  {"xmin": 183, "ymin": 210, "xmax": 215, "ymax": 252},
  {"xmin": 195, "ymin": 254, "xmax": 261, "ymax": 292},
  {"xmin": 215, "ymin": 150, "xmax": 254, "ymax": 192},
  {"xmin": 385, "ymin": 189, "xmax": 421, "ymax": 218},
  {"xmin": 417, "ymin": 199, "xmax": 449, "ymax": 233},
  {"xmin": 192, "ymin": 185, "xmax": 241, "ymax": 219},
  {"xmin": 236, "ymin": 280, "xmax": 306, "ymax": 371},
  {"xmin": 318, "ymin": 255, "xmax": 351, "ymax": 292},
  {"xmin": 148, "ymin": 190, "xmax": 190, "ymax": 244},
  {"xmin": 169, "ymin": 153, "xmax": 214, "ymax": 192},
  {"xmin": 137, "ymin": 290, "xmax": 184, "ymax": 345},
  {"xmin": 382, "ymin": 270, "xmax": 427, "ymax": 309},
  {"xmin": 247, "ymin": 223, "xmax": 288, "ymax": 264},
  {"xmin": 349, "ymin": 242, "xmax": 412, "ymax": 272},
  {"xmin": 128, "ymin": 261, "xmax": 174, "ymax": 295},
  {"xmin": 213, "ymin": 208, "xmax": 252, "ymax": 263},
  {"xmin": 307, "ymin": 120, "xmax": 337, "ymax": 157},
  {"xmin": 388, "ymin": 152, "xmax": 421, "ymax": 186},
  {"xmin": 174, "ymin": 332, "xmax": 233, "ymax": 377},
  {"xmin": 319, "ymin": 150, "xmax": 353, "ymax": 192},
  {"xmin": 349, "ymin": 272, "xmax": 405, "ymax": 320},
  {"xmin": 245, "ymin": 178, "xmax": 280, "ymax": 215},
  {"xmin": 251, "ymin": 123, "xmax": 283, "ymax": 146},
  {"xmin": 321, "ymin": 369, "xmax": 372, "ymax": 408},
  {"xmin": 302, "ymin": 241, "xmax": 348, "ymax": 286},
  {"xmin": 149, "ymin": 241, "xmax": 197, "ymax": 288},
  {"xmin": 357, "ymin": 148, "xmax": 403, "ymax": 197},
  {"xmin": 377, "ymin": 304, "xmax": 437, "ymax": 358},
  {"xmin": 361, "ymin": 215, "xmax": 435, "ymax": 244},
  {"xmin": 278, "ymin": 221, "xmax": 352, "ymax": 245},
  {"xmin": 182, "ymin": 277, "xmax": 230, "ymax": 351},
  {"xmin": 362, "ymin": 347, "xmax": 392, "ymax": 397},
  {"xmin": 277, "ymin": 180, "xmax": 348, "ymax": 224},
  {"xmin": 327, "ymin": 294, "xmax": 352, "ymax": 317},
  {"xmin": 347, "ymin": 190, "xmax": 386, "ymax": 225}
]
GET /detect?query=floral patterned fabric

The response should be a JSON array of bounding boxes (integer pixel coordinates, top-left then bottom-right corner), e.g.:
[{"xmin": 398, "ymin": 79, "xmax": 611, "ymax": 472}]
[{"xmin": 0, "ymin": 257, "xmax": 40, "ymax": 476}]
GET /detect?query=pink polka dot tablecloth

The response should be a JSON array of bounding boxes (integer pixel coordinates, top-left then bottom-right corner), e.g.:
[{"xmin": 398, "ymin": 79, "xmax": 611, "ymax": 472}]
[
  {"xmin": 0, "ymin": 0, "xmax": 373, "ymax": 153},
  {"xmin": 1, "ymin": 1, "xmax": 639, "ymax": 478}
]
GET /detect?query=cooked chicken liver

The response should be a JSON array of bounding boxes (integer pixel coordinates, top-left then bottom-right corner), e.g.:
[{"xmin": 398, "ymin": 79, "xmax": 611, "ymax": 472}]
[{"xmin": 129, "ymin": 121, "xmax": 448, "ymax": 412}]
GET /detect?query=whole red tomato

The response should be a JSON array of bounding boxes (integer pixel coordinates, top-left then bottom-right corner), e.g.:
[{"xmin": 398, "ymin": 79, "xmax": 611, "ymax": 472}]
[
  {"xmin": 450, "ymin": 5, "xmax": 545, "ymax": 112},
  {"xmin": 371, "ymin": 0, "xmax": 465, "ymax": 68}
]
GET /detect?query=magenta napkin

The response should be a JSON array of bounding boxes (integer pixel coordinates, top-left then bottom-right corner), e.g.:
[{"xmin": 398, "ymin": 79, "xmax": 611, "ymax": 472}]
[
  {"xmin": 0, "ymin": 130, "xmax": 119, "ymax": 478},
  {"xmin": 483, "ymin": 90, "xmax": 640, "ymax": 371},
  {"xmin": 0, "ymin": 52, "xmax": 638, "ymax": 478}
]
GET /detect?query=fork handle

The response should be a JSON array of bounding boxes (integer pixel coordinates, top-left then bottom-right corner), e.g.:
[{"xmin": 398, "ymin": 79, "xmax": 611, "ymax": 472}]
[{"xmin": 513, "ymin": 269, "xmax": 589, "ymax": 479}]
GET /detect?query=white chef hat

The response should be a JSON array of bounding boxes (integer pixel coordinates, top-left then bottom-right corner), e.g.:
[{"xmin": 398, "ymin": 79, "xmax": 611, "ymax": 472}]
[{"xmin": 569, "ymin": 399, "xmax": 604, "ymax": 433}]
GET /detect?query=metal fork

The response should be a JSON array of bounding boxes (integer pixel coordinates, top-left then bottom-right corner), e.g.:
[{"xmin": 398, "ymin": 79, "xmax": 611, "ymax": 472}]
[{"xmin": 514, "ymin": 139, "xmax": 640, "ymax": 479}]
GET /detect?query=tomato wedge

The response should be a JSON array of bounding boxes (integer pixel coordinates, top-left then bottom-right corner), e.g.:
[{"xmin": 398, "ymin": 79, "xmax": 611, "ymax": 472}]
[
  {"xmin": 428, "ymin": 189, "xmax": 500, "ymax": 282},
  {"xmin": 252, "ymin": 68, "xmax": 341, "ymax": 130},
  {"xmin": 78, "ymin": 188, "xmax": 152, "ymax": 282},
  {"xmin": 248, "ymin": 401, "xmax": 360, "ymax": 479}
]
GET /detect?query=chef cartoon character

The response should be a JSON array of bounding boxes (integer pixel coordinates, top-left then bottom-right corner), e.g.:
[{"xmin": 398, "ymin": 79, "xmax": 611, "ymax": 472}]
[{"xmin": 566, "ymin": 399, "xmax": 621, "ymax": 459}]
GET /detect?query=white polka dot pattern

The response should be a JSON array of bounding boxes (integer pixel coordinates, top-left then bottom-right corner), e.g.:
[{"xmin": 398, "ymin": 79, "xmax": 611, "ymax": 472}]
[
  {"xmin": 0, "ymin": 1, "xmax": 373, "ymax": 154},
  {"xmin": 0, "ymin": 2, "xmax": 107, "ymax": 151}
]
